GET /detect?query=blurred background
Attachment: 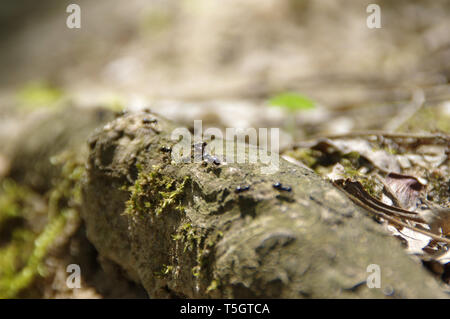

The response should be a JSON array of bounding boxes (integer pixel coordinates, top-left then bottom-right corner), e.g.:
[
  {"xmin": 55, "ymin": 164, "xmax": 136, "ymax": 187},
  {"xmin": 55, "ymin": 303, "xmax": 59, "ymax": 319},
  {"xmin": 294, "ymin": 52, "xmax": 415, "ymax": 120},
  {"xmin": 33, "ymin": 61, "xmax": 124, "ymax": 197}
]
[
  {"xmin": 1, "ymin": 0, "xmax": 449, "ymax": 140},
  {"xmin": 0, "ymin": 0, "xmax": 449, "ymax": 298}
]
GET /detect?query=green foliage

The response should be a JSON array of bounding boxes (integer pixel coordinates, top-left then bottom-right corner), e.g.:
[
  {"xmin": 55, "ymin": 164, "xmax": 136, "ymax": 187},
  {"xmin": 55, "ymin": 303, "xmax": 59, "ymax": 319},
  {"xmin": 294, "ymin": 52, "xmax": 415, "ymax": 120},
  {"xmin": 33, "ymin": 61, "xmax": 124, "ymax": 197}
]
[
  {"xmin": 104, "ymin": 95, "xmax": 125, "ymax": 113},
  {"xmin": 141, "ymin": 9, "xmax": 172, "ymax": 34},
  {"xmin": 0, "ymin": 179, "xmax": 58, "ymax": 298},
  {"xmin": 0, "ymin": 211, "xmax": 69, "ymax": 298},
  {"xmin": 154, "ymin": 264, "xmax": 174, "ymax": 278},
  {"xmin": 206, "ymin": 279, "xmax": 220, "ymax": 293},
  {"xmin": 0, "ymin": 152, "xmax": 83, "ymax": 298},
  {"xmin": 268, "ymin": 92, "xmax": 315, "ymax": 111}
]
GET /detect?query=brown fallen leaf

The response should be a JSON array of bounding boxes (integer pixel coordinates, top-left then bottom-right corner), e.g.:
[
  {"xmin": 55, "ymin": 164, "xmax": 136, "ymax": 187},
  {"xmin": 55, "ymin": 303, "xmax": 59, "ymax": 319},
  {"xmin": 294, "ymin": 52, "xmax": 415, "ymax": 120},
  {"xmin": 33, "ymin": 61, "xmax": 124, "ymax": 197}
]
[{"xmin": 384, "ymin": 172, "xmax": 425, "ymax": 210}]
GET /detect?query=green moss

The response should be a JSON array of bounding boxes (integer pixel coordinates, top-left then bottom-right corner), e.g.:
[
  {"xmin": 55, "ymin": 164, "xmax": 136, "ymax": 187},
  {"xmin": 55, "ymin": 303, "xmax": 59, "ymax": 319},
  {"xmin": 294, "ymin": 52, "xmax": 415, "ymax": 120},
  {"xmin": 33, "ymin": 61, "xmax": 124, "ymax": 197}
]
[
  {"xmin": 125, "ymin": 165, "xmax": 221, "ymax": 280},
  {"xmin": 358, "ymin": 177, "xmax": 381, "ymax": 199},
  {"xmin": 154, "ymin": 264, "xmax": 174, "ymax": 278},
  {"xmin": 192, "ymin": 265, "xmax": 201, "ymax": 277},
  {"xmin": 172, "ymin": 223, "xmax": 201, "ymax": 252},
  {"xmin": 0, "ymin": 179, "xmax": 70, "ymax": 298},
  {"xmin": 340, "ymin": 158, "xmax": 360, "ymax": 176},
  {"xmin": 172, "ymin": 222, "xmax": 216, "ymax": 279},
  {"xmin": 206, "ymin": 279, "xmax": 220, "ymax": 293},
  {"xmin": 141, "ymin": 9, "xmax": 172, "ymax": 34},
  {"xmin": 284, "ymin": 148, "xmax": 319, "ymax": 168},
  {"xmin": 340, "ymin": 158, "xmax": 380, "ymax": 198},
  {"xmin": 0, "ymin": 151, "xmax": 84, "ymax": 298},
  {"xmin": 125, "ymin": 165, "xmax": 189, "ymax": 217},
  {"xmin": 0, "ymin": 180, "xmax": 31, "ymax": 224},
  {"xmin": 370, "ymin": 142, "xmax": 399, "ymax": 155},
  {"xmin": 193, "ymin": 230, "xmax": 223, "ymax": 279},
  {"xmin": 48, "ymin": 152, "xmax": 85, "ymax": 218},
  {"xmin": 398, "ymin": 106, "xmax": 450, "ymax": 133},
  {"xmin": 0, "ymin": 211, "xmax": 70, "ymax": 298},
  {"xmin": 285, "ymin": 146, "xmax": 383, "ymax": 198},
  {"xmin": 0, "ymin": 180, "xmax": 41, "ymax": 298}
]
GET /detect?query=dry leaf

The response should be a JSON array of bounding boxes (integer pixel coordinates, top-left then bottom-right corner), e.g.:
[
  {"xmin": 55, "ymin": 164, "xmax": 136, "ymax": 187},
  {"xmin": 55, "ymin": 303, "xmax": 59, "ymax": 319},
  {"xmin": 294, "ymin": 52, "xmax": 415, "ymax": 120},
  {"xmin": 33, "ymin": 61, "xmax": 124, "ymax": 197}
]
[{"xmin": 384, "ymin": 173, "xmax": 425, "ymax": 210}]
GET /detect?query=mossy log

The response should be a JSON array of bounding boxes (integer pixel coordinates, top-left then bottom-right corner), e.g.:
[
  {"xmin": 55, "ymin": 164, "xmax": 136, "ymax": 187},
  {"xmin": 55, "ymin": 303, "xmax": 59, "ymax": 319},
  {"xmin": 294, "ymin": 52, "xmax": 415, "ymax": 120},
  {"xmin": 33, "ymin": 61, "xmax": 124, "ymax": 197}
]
[
  {"xmin": 0, "ymin": 106, "xmax": 117, "ymax": 298},
  {"xmin": 81, "ymin": 110, "xmax": 446, "ymax": 298},
  {"xmin": 3, "ymin": 106, "xmax": 115, "ymax": 192}
]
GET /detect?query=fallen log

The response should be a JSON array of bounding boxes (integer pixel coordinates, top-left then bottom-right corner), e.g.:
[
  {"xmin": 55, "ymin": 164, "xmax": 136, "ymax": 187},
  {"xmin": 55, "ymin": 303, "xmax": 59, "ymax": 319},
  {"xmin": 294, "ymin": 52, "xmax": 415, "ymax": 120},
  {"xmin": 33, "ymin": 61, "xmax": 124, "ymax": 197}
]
[
  {"xmin": 81, "ymin": 109, "xmax": 446, "ymax": 298},
  {"xmin": 3, "ymin": 106, "xmax": 115, "ymax": 192}
]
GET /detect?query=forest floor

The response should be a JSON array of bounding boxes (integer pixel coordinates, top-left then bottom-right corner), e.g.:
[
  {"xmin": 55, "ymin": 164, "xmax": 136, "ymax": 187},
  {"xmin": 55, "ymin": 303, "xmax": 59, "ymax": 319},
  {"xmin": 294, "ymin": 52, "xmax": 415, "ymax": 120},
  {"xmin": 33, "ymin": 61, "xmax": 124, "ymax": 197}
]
[{"xmin": 0, "ymin": 0, "xmax": 449, "ymax": 298}]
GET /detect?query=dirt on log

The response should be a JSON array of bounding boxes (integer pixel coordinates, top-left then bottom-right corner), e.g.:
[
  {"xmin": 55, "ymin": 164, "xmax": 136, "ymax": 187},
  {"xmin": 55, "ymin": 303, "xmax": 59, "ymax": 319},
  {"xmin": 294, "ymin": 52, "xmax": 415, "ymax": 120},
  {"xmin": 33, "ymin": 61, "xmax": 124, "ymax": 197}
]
[{"xmin": 81, "ymin": 109, "xmax": 446, "ymax": 298}]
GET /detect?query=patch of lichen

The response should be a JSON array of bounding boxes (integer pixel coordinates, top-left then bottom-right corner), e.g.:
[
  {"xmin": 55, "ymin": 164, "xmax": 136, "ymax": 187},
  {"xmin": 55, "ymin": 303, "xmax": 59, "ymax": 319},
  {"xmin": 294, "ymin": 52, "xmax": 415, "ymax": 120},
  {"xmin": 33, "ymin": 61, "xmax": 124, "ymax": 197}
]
[
  {"xmin": 0, "ymin": 151, "xmax": 83, "ymax": 298},
  {"xmin": 125, "ymin": 164, "xmax": 189, "ymax": 217}
]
